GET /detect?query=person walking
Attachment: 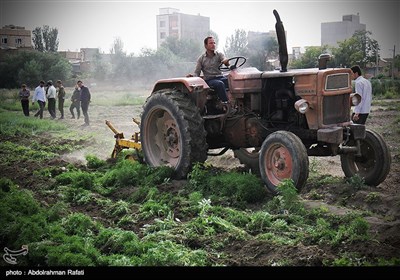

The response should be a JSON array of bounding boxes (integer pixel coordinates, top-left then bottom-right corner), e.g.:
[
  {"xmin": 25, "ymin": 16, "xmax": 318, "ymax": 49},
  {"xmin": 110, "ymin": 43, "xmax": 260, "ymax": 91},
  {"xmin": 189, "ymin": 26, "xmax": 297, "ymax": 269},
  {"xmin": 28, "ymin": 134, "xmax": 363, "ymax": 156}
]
[
  {"xmin": 56, "ymin": 80, "xmax": 66, "ymax": 119},
  {"xmin": 77, "ymin": 80, "xmax": 91, "ymax": 126},
  {"xmin": 351, "ymin": 65, "xmax": 372, "ymax": 124},
  {"xmin": 46, "ymin": 80, "xmax": 57, "ymax": 119},
  {"xmin": 19, "ymin": 84, "xmax": 30, "ymax": 116},
  {"xmin": 32, "ymin": 81, "xmax": 46, "ymax": 119},
  {"xmin": 69, "ymin": 84, "xmax": 81, "ymax": 119}
]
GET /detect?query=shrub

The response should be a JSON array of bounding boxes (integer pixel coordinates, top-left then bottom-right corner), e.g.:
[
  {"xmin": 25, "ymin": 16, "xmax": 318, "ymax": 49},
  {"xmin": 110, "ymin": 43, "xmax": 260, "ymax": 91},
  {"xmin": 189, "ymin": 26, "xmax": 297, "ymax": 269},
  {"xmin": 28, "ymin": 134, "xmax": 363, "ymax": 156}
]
[{"xmin": 62, "ymin": 213, "xmax": 100, "ymax": 237}]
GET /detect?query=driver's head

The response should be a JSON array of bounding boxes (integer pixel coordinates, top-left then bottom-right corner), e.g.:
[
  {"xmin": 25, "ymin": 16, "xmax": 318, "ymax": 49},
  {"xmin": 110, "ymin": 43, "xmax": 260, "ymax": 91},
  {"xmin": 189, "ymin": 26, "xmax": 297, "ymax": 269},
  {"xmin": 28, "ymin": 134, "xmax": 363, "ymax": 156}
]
[{"xmin": 204, "ymin": 36, "xmax": 216, "ymax": 52}]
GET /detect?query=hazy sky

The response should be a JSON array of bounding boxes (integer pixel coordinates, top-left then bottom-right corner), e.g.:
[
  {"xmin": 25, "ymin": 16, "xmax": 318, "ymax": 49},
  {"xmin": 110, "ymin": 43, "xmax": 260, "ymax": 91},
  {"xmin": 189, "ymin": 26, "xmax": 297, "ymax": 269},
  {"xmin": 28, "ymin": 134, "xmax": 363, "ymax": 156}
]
[{"xmin": 1, "ymin": 0, "xmax": 399, "ymax": 58}]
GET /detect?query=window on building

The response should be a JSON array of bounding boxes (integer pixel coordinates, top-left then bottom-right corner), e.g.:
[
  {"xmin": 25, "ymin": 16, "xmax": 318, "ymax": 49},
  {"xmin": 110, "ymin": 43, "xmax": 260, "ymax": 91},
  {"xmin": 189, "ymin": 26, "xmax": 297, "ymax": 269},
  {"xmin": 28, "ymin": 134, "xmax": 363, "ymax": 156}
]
[
  {"xmin": 15, "ymin": 38, "xmax": 22, "ymax": 45},
  {"xmin": 1, "ymin": 37, "xmax": 8, "ymax": 44},
  {"xmin": 170, "ymin": 15, "xmax": 178, "ymax": 28},
  {"xmin": 160, "ymin": 21, "xmax": 166, "ymax": 28},
  {"xmin": 160, "ymin": 32, "xmax": 166, "ymax": 39}
]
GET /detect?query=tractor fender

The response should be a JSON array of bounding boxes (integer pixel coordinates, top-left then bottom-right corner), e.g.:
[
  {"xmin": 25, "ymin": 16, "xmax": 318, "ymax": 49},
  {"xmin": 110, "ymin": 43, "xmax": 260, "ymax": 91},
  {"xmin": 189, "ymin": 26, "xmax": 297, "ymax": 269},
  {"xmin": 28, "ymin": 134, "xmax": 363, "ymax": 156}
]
[{"xmin": 152, "ymin": 77, "xmax": 210, "ymax": 94}]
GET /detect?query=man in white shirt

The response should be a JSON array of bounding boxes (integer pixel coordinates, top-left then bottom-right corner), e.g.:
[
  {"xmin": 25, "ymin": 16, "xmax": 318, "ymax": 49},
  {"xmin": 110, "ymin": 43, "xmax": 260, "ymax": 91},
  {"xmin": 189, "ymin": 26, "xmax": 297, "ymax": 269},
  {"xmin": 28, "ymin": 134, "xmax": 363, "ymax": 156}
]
[
  {"xmin": 46, "ymin": 80, "xmax": 57, "ymax": 119},
  {"xmin": 351, "ymin": 65, "xmax": 372, "ymax": 124},
  {"xmin": 32, "ymin": 80, "xmax": 46, "ymax": 119}
]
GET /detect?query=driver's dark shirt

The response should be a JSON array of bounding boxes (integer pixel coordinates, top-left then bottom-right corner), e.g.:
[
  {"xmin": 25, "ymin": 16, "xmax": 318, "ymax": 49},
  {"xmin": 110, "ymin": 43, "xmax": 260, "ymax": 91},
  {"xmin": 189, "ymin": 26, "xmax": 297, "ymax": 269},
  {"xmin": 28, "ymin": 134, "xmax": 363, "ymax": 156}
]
[{"xmin": 194, "ymin": 51, "xmax": 225, "ymax": 80}]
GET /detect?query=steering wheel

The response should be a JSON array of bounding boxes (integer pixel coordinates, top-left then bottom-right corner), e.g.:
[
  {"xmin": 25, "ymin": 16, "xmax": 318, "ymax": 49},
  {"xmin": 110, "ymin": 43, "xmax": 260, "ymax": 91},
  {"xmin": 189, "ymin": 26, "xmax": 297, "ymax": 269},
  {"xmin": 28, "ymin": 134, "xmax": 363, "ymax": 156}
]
[{"xmin": 219, "ymin": 56, "xmax": 247, "ymax": 72}]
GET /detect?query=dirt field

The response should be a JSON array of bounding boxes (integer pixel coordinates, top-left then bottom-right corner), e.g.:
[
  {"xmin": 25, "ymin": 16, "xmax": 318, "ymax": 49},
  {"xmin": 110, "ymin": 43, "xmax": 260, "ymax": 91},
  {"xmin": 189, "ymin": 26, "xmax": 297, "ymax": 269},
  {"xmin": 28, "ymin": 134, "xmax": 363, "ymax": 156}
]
[
  {"xmin": 61, "ymin": 98, "xmax": 400, "ymax": 262},
  {"xmin": 2, "ymin": 94, "xmax": 400, "ymax": 266}
]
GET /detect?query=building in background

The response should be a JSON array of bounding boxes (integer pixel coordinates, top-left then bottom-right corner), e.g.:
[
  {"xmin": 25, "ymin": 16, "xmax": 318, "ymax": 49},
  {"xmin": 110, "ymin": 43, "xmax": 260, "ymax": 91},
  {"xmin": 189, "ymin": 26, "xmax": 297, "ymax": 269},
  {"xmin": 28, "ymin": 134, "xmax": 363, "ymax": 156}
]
[
  {"xmin": 0, "ymin": 25, "xmax": 33, "ymax": 59},
  {"xmin": 321, "ymin": 14, "xmax": 366, "ymax": 48},
  {"xmin": 156, "ymin": 7, "xmax": 210, "ymax": 48}
]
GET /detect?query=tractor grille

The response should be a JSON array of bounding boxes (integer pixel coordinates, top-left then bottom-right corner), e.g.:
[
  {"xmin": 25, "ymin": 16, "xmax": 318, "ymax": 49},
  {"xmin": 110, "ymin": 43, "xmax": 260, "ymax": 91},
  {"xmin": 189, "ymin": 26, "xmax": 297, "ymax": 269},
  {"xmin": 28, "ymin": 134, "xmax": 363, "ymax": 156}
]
[
  {"xmin": 323, "ymin": 94, "xmax": 349, "ymax": 125},
  {"xmin": 325, "ymin": 73, "xmax": 349, "ymax": 90}
]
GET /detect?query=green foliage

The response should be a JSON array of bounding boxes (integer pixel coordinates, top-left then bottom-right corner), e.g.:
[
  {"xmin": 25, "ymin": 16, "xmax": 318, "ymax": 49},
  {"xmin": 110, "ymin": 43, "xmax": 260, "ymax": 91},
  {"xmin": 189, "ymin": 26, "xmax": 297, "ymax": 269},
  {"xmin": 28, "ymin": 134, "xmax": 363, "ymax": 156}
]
[
  {"xmin": 140, "ymin": 240, "xmax": 208, "ymax": 266},
  {"xmin": 0, "ymin": 184, "xmax": 48, "ymax": 247},
  {"xmin": 0, "ymin": 110, "xmax": 66, "ymax": 136},
  {"xmin": 188, "ymin": 163, "xmax": 266, "ymax": 204},
  {"xmin": 45, "ymin": 234, "xmax": 100, "ymax": 266},
  {"xmin": 104, "ymin": 200, "xmax": 131, "ymax": 218},
  {"xmin": 332, "ymin": 30, "xmax": 379, "ymax": 69},
  {"xmin": 139, "ymin": 200, "xmax": 170, "ymax": 219},
  {"xmin": 0, "ymin": 177, "xmax": 14, "ymax": 192},
  {"xmin": 0, "ymin": 51, "xmax": 71, "ymax": 88},
  {"xmin": 101, "ymin": 160, "xmax": 147, "ymax": 188},
  {"xmin": 247, "ymin": 36, "xmax": 278, "ymax": 71},
  {"xmin": 224, "ymin": 29, "xmax": 248, "ymax": 57},
  {"xmin": 62, "ymin": 213, "xmax": 100, "ymax": 237},
  {"xmin": 94, "ymin": 227, "xmax": 140, "ymax": 255},
  {"xmin": 32, "ymin": 25, "xmax": 59, "ymax": 52},
  {"xmin": 246, "ymin": 211, "xmax": 273, "ymax": 233},
  {"xmin": 371, "ymin": 79, "xmax": 400, "ymax": 97},
  {"xmin": 346, "ymin": 174, "xmax": 366, "ymax": 189},
  {"xmin": 305, "ymin": 214, "xmax": 369, "ymax": 246},
  {"xmin": 144, "ymin": 166, "xmax": 175, "ymax": 186},
  {"xmin": 290, "ymin": 45, "xmax": 332, "ymax": 69},
  {"xmin": 266, "ymin": 179, "xmax": 304, "ymax": 214},
  {"xmin": 161, "ymin": 36, "xmax": 202, "ymax": 61},
  {"xmin": 56, "ymin": 170, "xmax": 96, "ymax": 190},
  {"xmin": 86, "ymin": 154, "xmax": 108, "ymax": 169}
]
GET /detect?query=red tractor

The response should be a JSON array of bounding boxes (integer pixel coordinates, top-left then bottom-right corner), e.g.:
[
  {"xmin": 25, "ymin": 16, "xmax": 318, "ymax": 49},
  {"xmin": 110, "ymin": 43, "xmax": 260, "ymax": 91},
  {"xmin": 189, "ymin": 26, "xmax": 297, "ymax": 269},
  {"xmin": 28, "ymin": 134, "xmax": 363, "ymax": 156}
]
[{"xmin": 139, "ymin": 10, "xmax": 391, "ymax": 193}]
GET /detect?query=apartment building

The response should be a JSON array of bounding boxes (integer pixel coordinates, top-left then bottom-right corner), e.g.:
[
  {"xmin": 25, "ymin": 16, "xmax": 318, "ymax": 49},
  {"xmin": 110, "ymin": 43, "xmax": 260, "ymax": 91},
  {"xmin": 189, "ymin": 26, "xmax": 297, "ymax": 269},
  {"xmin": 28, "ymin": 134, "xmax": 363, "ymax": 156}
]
[
  {"xmin": 321, "ymin": 14, "xmax": 366, "ymax": 48},
  {"xmin": 156, "ymin": 7, "xmax": 210, "ymax": 48}
]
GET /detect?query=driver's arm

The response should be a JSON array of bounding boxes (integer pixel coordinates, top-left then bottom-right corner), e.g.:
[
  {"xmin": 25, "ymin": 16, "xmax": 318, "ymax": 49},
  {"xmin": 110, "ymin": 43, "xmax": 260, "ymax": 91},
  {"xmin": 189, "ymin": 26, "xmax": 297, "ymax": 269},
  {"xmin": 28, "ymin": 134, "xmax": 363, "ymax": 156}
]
[{"xmin": 221, "ymin": 58, "xmax": 230, "ymax": 66}]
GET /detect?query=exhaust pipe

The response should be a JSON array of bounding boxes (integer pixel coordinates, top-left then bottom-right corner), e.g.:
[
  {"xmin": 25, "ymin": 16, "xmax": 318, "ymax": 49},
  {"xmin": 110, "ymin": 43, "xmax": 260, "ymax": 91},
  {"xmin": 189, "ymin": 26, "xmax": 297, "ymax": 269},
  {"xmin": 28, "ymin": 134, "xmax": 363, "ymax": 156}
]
[{"xmin": 273, "ymin": 10, "xmax": 288, "ymax": 72}]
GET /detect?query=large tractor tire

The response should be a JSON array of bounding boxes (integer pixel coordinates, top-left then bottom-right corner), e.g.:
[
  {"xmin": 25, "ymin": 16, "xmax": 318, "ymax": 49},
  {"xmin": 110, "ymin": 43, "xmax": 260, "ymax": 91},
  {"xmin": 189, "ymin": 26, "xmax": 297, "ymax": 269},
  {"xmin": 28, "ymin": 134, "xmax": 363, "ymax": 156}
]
[
  {"xmin": 340, "ymin": 129, "xmax": 391, "ymax": 186},
  {"xmin": 140, "ymin": 90, "xmax": 208, "ymax": 178},
  {"xmin": 233, "ymin": 148, "xmax": 261, "ymax": 176},
  {"xmin": 259, "ymin": 131, "xmax": 309, "ymax": 194}
]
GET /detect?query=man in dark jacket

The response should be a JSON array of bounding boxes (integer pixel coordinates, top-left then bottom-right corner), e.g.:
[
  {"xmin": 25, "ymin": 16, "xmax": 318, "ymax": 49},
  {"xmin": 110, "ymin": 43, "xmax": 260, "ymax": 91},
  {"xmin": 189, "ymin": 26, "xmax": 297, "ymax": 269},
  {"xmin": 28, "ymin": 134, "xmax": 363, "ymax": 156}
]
[
  {"xmin": 77, "ymin": 80, "xmax": 91, "ymax": 126},
  {"xmin": 19, "ymin": 84, "xmax": 30, "ymax": 116}
]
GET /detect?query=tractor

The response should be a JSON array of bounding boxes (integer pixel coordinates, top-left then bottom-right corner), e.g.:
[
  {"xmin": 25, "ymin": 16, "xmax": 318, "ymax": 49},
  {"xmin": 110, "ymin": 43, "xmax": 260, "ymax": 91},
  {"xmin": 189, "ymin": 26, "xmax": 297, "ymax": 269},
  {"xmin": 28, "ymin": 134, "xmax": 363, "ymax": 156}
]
[{"xmin": 119, "ymin": 10, "xmax": 391, "ymax": 194}]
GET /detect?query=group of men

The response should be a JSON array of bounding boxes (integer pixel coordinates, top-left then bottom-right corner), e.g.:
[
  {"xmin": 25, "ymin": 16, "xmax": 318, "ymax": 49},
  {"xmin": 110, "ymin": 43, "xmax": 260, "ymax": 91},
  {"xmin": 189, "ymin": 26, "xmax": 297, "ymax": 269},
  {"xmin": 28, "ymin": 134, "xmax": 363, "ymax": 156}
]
[{"xmin": 20, "ymin": 80, "xmax": 91, "ymax": 126}]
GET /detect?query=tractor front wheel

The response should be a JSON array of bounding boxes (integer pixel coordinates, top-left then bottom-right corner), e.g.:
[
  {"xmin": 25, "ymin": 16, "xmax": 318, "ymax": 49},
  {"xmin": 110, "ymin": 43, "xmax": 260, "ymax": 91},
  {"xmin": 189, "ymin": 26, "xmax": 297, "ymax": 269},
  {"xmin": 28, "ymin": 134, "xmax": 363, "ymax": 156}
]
[{"xmin": 259, "ymin": 131, "xmax": 309, "ymax": 194}]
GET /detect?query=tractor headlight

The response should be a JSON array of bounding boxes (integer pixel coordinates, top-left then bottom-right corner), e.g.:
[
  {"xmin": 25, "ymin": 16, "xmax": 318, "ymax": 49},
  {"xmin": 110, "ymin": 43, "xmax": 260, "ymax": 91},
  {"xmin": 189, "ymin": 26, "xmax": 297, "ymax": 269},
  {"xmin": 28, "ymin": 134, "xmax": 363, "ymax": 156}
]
[
  {"xmin": 350, "ymin": 93, "xmax": 361, "ymax": 106},
  {"xmin": 295, "ymin": 99, "xmax": 309, "ymax": 114}
]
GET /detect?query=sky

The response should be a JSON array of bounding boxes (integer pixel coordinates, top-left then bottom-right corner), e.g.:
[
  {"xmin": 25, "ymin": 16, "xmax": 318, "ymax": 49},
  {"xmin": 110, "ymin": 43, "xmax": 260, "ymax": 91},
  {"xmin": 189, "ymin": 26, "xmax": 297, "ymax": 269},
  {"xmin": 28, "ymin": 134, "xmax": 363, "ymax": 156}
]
[{"xmin": 0, "ymin": 0, "xmax": 399, "ymax": 58}]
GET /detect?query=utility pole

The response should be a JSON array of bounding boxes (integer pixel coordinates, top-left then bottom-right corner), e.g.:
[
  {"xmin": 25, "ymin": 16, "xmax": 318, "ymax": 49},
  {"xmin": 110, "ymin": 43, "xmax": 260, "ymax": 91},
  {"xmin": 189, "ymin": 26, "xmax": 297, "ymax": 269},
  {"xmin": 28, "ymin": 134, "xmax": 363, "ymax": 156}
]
[
  {"xmin": 389, "ymin": 45, "xmax": 396, "ymax": 80},
  {"xmin": 375, "ymin": 48, "xmax": 379, "ymax": 77},
  {"xmin": 392, "ymin": 45, "xmax": 396, "ymax": 80}
]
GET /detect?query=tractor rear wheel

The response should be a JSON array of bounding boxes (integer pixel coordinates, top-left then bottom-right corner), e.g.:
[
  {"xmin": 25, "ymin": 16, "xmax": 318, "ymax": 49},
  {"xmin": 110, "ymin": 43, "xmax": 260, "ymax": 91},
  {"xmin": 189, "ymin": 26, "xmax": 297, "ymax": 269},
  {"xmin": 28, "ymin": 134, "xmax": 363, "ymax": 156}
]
[
  {"xmin": 340, "ymin": 129, "xmax": 391, "ymax": 186},
  {"xmin": 259, "ymin": 131, "xmax": 309, "ymax": 194},
  {"xmin": 140, "ymin": 90, "xmax": 207, "ymax": 178}
]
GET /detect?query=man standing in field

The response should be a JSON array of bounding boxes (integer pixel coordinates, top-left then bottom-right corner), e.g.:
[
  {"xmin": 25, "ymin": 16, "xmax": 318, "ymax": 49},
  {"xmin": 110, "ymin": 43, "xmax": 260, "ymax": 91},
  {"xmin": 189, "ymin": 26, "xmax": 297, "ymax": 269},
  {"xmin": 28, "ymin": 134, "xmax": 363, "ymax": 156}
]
[
  {"xmin": 77, "ymin": 80, "xmax": 91, "ymax": 126},
  {"xmin": 56, "ymin": 80, "xmax": 66, "ymax": 119},
  {"xmin": 46, "ymin": 80, "xmax": 57, "ymax": 119},
  {"xmin": 351, "ymin": 65, "xmax": 372, "ymax": 124},
  {"xmin": 32, "ymin": 81, "xmax": 46, "ymax": 119},
  {"xmin": 19, "ymin": 84, "xmax": 30, "ymax": 116}
]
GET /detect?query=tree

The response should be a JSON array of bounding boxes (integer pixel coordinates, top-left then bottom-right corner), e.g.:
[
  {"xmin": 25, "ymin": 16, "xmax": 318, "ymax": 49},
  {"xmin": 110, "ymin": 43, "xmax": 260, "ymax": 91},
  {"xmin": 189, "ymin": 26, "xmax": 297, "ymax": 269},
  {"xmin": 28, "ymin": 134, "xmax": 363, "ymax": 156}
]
[
  {"xmin": 0, "ymin": 51, "xmax": 71, "ymax": 88},
  {"xmin": 332, "ymin": 30, "xmax": 379, "ymax": 69},
  {"xmin": 224, "ymin": 29, "xmax": 248, "ymax": 57},
  {"xmin": 394, "ymin": 54, "xmax": 400, "ymax": 69},
  {"xmin": 246, "ymin": 34, "xmax": 278, "ymax": 71},
  {"xmin": 32, "ymin": 27, "xmax": 44, "ymax": 52},
  {"xmin": 290, "ymin": 46, "xmax": 331, "ymax": 69},
  {"xmin": 32, "ymin": 25, "xmax": 59, "ymax": 52},
  {"xmin": 161, "ymin": 37, "xmax": 202, "ymax": 61}
]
